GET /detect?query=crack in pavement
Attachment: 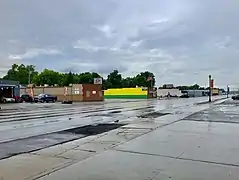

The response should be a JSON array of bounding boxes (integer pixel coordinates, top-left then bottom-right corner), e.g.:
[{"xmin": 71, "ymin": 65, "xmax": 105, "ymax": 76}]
[
  {"xmin": 114, "ymin": 149, "xmax": 239, "ymax": 168},
  {"xmin": 184, "ymin": 118, "xmax": 239, "ymax": 124}
]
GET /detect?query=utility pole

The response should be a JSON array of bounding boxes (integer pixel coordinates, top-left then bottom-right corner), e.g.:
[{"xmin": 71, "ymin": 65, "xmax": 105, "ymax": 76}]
[
  {"xmin": 227, "ymin": 85, "xmax": 229, "ymax": 98},
  {"xmin": 209, "ymin": 75, "xmax": 212, "ymax": 102},
  {"xmin": 28, "ymin": 69, "xmax": 31, "ymax": 85}
]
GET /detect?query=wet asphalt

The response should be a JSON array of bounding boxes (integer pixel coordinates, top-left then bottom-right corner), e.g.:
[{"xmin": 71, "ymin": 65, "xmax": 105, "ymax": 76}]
[
  {"xmin": 33, "ymin": 96, "xmax": 239, "ymax": 180},
  {"xmin": 0, "ymin": 97, "xmax": 216, "ymax": 160}
]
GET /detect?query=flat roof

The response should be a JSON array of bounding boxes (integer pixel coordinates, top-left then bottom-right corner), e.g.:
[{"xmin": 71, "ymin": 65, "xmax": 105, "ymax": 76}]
[
  {"xmin": 0, "ymin": 84, "xmax": 18, "ymax": 87},
  {"xmin": 0, "ymin": 80, "xmax": 19, "ymax": 85}
]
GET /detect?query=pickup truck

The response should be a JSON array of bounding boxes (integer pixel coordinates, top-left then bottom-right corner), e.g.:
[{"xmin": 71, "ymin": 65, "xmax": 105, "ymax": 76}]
[{"xmin": 38, "ymin": 94, "xmax": 57, "ymax": 103}]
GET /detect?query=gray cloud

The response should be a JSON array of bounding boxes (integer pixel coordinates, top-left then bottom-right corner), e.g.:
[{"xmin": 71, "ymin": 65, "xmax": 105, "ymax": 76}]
[{"xmin": 0, "ymin": 0, "xmax": 239, "ymax": 87}]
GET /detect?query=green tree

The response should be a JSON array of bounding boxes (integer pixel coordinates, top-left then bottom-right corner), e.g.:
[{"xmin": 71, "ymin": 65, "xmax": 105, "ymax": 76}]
[
  {"xmin": 190, "ymin": 84, "xmax": 200, "ymax": 90},
  {"xmin": 33, "ymin": 69, "xmax": 61, "ymax": 86},
  {"xmin": 107, "ymin": 70, "xmax": 122, "ymax": 88},
  {"xmin": 3, "ymin": 64, "xmax": 38, "ymax": 85},
  {"xmin": 121, "ymin": 77, "xmax": 136, "ymax": 88},
  {"xmin": 2, "ymin": 64, "xmax": 157, "ymax": 89},
  {"xmin": 103, "ymin": 79, "xmax": 112, "ymax": 90},
  {"xmin": 176, "ymin": 84, "xmax": 203, "ymax": 90},
  {"xmin": 78, "ymin": 72, "xmax": 93, "ymax": 84},
  {"xmin": 62, "ymin": 71, "xmax": 74, "ymax": 86},
  {"xmin": 134, "ymin": 71, "xmax": 155, "ymax": 87}
]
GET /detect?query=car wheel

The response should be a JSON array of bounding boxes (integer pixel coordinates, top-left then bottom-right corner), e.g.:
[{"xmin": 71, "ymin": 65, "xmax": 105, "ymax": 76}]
[{"xmin": 3, "ymin": 99, "xmax": 6, "ymax": 103}]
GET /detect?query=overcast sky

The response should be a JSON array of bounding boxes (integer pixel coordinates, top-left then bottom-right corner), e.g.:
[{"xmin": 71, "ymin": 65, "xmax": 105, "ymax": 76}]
[{"xmin": 0, "ymin": 0, "xmax": 239, "ymax": 87}]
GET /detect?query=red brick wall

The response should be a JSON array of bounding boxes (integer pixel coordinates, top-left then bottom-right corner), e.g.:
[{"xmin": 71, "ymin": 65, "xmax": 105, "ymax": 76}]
[{"xmin": 82, "ymin": 84, "xmax": 104, "ymax": 102}]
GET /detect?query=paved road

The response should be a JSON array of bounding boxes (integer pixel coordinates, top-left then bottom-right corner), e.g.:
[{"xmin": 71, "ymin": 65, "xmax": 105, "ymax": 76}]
[
  {"xmin": 0, "ymin": 97, "xmax": 219, "ymax": 159},
  {"xmin": 0, "ymin": 96, "xmax": 232, "ymax": 180},
  {"xmin": 0, "ymin": 97, "xmax": 216, "ymax": 143},
  {"xmin": 35, "ymin": 98, "xmax": 239, "ymax": 180}
]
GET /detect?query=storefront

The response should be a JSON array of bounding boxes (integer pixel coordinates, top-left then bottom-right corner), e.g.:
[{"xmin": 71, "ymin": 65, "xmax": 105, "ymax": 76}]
[
  {"xmin": 20, "ymin": 84, "xmax": 104, "ymax": 102},
  {"xmin": 0, "ymin": 80, "xmax": 20, "ymax": 100}
]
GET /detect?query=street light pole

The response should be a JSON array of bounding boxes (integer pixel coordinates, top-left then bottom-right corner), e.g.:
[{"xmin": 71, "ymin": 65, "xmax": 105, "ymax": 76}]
[
  {"xmin": 227, "ymin": 85, "xmax": 229, "ymax": 98},
  {"xmin": 209, "ymin": 75, "xmax": 212, "ymax": 102}
]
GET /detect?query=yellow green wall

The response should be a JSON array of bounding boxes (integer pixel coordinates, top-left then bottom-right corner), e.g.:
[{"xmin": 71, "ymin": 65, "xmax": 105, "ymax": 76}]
[{"xmin": 104, "ymin": 87, "xmax": 148, "ymax": 99}]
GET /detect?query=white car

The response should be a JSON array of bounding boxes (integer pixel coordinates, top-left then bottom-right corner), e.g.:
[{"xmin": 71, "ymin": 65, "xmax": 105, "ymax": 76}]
[{"xmin": 2, "ymin": 97, "xmax": 15, "ymax": 103}]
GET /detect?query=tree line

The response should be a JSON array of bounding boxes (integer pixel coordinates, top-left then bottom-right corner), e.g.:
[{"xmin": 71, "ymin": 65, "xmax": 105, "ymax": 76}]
[{"xmin": 1, "ymin": 64, "xmax": 156, "ymax": 89}]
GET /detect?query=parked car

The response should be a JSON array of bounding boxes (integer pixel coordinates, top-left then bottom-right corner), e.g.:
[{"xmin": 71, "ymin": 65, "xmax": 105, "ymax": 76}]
[
  {"xmin": 1, "ymin": 97, "xmax": 16, "ymax": 103},
  {"xmin": 33, "ymin": 95, "xmax": 39, "ymax": 103},
  {"xmin": 232, "ymin": 95, "xmax": 239, "ymax": 100},
  {"xmin": 20, "ymin": 94, "xmax": 34, "ymax": 102},
  {"xmin": 38, "ymin": 94, "xmax": 57, "ymax": 103},
  {"xmin": 14, "ymin": 96, "xmax": 23, "ymax": 103},
  {"xmin": 180, "ymin": 94, "xmax": 190, "ymax": 98}
]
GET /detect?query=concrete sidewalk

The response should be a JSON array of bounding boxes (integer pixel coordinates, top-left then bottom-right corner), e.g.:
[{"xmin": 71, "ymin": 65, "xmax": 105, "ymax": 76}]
[{"xmin": 1, "ymin": 99, "xmax": 238, "ymax": 180}]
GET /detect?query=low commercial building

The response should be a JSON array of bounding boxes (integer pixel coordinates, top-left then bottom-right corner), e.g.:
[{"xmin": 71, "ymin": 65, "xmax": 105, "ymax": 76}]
[
  {"xmin": 181, "ymin": 89, "xmax": 219, "ymax": 97},
  {"xmin": 21, "ymin": 84, "xmax": 104, "ymax": 102},
  {"xmin": 162, "ymin": 84, "xmax": 174, "ymax": 89},
  {"xmin": 0, "ymin": 80, "xmax": 20, "ymax": 99},
  {"xmin": 182, "ymin": 90, "xmax": 206, "ymax": 97},
  {"xmin": 104, "ymin": 87, "xmax": 157, "ymax": 99},
  {"xmin": 157, "ymin": 89, "xmax": 182, "ymax": 97},
  {"xmin": 181, "ymin": 90, "xmax": 209, "ymax": 97}
]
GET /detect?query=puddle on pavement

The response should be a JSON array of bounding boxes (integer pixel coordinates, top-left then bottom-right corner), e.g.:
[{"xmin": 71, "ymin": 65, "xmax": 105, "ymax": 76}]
[
  {"xmin": 138, "ymin": 112, "xmax": 170, "ymax": 118},
  {"xmin": 85, "ymin": 106, "xmax": 155, "ymax": 118},
  {"xmin": 185, "ymin": 103, "xmax": 239, "ymax": 123},
  {"xmin": 63, "ymin": 123, "xmax": 125, "ymax": 135},
  {"xmin": 0, "ymin": 123, "xmax": 125, "ymax": 160},
  {"xmin": 109, "ymin": 110, "xmax": 122, "ymax": 114}
]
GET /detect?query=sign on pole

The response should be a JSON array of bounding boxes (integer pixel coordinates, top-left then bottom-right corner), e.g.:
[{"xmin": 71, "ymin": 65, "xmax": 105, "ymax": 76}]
[
  {"xmin": 74, "ymin": 88, "xmax": 80, "ymax": 94},
  {"xmin": 210, "ymin": 79, "xmax": 214, "ymax": 89},
  {"xmin": 94, "ymin": 78, "xmax": 103, "ymax": 84}
]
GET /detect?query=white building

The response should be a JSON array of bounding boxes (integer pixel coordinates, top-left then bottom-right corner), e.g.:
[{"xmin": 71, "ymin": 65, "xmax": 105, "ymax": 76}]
[{"xmin": 157, "ymin": 89, "xmax": 182, "ymax": 97}]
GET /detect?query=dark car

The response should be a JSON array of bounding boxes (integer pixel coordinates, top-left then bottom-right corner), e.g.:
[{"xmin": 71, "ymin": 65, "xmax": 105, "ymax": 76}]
[
  {"xmin": 232, "ymin": 95, "xmax": 239, "ymax": 100},
  {"xmin": 33, "ymin": 95, "xmax": 39, "ymax": 103},
  {"xmin": 38, "ymin": 94, "xmax": 57, "ymax": 103},
  {"xmin": 20, "ymin": 94, "xmax": 34, "ymax": 102}
]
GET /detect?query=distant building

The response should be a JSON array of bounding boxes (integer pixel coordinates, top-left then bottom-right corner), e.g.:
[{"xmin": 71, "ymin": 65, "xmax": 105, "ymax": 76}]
[
  {"xmin": 181, "ymin": 90, "xmax": 209, "ymax": 97},
  {"xmin": 162, "ymin": 84, "xmax": 174, "ymax": 89},
  {"xmin": 157, "ymin": 88, "xmax": 182, "ymax": 97},
  {"xmin": 0, "ymin": 80, "xmax": 20, "ymax": 98},
  {"xmin": 104, "ymin": 87, "xmax": 157, "ymax": 99},
  {"xmin": 21, "ymin": 84, "xmax": 104, "ymax": 102}
]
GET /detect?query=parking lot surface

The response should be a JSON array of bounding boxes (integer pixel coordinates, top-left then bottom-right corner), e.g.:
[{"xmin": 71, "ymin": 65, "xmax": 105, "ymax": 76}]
[{"xmin": 0, "ymin": 96, "xmax": 235, "ymax": 180}]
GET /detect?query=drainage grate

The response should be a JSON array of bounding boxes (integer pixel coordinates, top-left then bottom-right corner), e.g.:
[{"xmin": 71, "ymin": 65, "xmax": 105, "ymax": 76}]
[{"xmin": 0, "ymin": 123, "xmax": 125, "ymax": 160}]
